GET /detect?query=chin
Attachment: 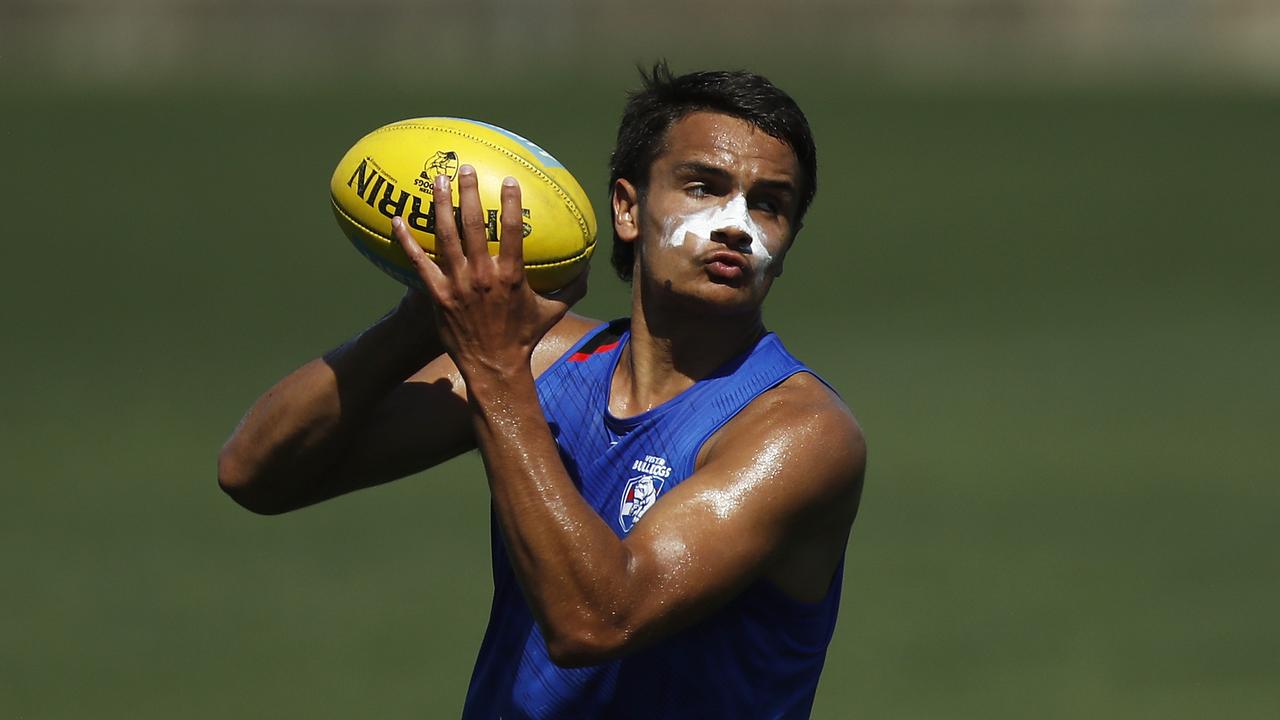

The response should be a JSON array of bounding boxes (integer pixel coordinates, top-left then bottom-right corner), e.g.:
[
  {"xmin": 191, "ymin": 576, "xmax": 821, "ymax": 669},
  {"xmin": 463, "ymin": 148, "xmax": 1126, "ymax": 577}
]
[{"xmin": 672, "ymin": 278, "xmax": 771, "ymax": 316}]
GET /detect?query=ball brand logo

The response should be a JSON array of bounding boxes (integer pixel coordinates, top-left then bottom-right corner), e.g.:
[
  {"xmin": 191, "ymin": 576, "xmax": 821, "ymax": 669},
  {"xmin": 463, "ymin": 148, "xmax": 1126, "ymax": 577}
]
[
  {"xmin": 347, "ymin": 157, "xmax": 532, "ymax": 240},
  {"xmin": 619, "ymin": 455, "xmax": 672, "ymax": 532},
  {"xmin": 415, "ymin": 151, "xmax": 460, "ymax": 194}
]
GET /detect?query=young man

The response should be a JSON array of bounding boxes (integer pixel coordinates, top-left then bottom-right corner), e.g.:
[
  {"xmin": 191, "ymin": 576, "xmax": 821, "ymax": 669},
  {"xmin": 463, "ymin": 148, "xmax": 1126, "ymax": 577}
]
[{"xmin": 219, "ymin": 65, "xmax": 866, "ymax": 718}]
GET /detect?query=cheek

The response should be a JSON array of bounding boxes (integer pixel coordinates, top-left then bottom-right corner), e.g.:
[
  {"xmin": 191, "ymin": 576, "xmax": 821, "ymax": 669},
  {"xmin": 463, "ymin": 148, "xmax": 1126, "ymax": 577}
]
[{"xmin": 661, "ymin": 208, "xmax": 718, "ymax": 251}]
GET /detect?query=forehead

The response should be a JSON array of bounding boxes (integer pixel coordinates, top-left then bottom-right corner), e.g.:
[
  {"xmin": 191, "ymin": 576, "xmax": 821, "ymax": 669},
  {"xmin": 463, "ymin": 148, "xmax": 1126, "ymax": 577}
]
[{"xmin": 654, "ymin": 111, "xmax": 800, "ymax": 180}]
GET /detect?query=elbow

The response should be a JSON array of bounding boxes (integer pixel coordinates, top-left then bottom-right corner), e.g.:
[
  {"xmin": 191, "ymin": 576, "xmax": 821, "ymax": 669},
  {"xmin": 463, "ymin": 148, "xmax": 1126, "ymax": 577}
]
[
  {"xmin": 217, "ymin": 444, "xmax": 289, "ymax": 516},
  {"xmin": 543, "ymin": 618, "xmax": 633, "ymax": 668}
]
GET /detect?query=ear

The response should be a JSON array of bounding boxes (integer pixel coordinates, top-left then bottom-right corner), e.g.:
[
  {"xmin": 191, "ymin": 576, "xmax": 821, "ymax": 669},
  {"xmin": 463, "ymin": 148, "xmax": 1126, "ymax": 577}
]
[{"xmin": 612, "ymin": 178, "xmax": 641, "ymax": 243}]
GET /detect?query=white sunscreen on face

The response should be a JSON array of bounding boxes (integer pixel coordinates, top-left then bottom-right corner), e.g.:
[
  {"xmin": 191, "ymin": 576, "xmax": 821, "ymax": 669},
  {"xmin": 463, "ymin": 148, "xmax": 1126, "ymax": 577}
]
[{"xmin": 662, "ymin": 194, "xmax": 774, "ymax": 267}]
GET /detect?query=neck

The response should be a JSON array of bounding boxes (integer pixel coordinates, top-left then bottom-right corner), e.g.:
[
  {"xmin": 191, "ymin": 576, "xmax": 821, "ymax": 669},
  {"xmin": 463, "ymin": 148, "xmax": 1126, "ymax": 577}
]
[{"xmin": 610, "ymin": 281, "xmax": 766, "ymax": 418}]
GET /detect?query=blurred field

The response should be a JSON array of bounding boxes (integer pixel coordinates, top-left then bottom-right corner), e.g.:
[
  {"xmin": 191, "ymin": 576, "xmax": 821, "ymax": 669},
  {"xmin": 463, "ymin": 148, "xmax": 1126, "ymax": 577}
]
[{"xmin": 1, "ymin": 75, "xmax": 1277, "ymax": 718}]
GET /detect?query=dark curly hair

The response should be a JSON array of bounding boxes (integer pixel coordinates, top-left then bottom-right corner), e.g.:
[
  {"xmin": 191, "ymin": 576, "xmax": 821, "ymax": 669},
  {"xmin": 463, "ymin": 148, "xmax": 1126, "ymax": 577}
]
[{"xmin": 607, "ymin": 62, "xmax": 818, "ymax": 281}]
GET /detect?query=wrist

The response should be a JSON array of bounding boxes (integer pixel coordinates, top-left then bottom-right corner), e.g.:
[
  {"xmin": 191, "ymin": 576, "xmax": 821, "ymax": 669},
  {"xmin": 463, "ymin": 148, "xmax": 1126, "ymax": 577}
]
[
  {"xmin": 464, "ymin": 366, "xmax": 537, "ymax": 408},
  {"xmin": 324, "ymin": 297, "xmax": 444, "ymax": 381},
  {"xmin": 384, "ymin": 293, "xmax": 445, "ymax": 361}
]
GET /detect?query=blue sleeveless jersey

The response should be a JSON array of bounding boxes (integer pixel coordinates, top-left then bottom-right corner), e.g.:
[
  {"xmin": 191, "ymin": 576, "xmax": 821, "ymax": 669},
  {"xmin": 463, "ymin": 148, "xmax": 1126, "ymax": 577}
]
[{"xmin": 462, "ymin": 320, "xmax": 843, "ymax": 720}]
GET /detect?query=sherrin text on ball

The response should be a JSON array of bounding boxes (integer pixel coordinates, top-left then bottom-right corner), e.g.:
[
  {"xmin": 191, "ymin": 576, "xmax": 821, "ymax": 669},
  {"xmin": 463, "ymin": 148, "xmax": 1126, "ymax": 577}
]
[{"xmin": 330, "ymin": 117, "xmax": 596, "ymax": 293}]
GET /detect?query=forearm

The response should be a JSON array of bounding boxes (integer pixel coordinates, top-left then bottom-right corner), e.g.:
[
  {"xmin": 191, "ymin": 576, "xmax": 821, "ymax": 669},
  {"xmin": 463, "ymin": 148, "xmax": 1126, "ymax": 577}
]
[
  {"xmin": 219, "ymin": 299, "xmax": 444, "ymax": 513},
  {"xmin": 466, "ymin": 371, "xmax": 633, "ymax": 655}
]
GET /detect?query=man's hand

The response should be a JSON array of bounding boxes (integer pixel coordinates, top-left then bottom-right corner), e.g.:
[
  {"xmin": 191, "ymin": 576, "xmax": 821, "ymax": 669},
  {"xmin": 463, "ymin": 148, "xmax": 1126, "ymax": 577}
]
[{"xmin": 391, "ymin": 166, "xmax": 586, "ymax": 385}]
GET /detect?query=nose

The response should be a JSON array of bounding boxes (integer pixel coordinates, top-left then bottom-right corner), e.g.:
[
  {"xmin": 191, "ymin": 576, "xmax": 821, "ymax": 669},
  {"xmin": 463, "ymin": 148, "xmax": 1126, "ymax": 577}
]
[{"xmin": 710, "ymin": 225, "xmax": 753, "ymax": 253}]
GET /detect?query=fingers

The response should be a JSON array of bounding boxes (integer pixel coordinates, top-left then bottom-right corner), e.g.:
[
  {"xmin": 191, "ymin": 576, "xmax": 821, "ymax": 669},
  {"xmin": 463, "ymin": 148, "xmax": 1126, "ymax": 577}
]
[
  {"xmin": 498, "ymin": 176, "xmax": 525, "ymax": 268},
  {"xmin": 456, "ymin": 165, "xmax": 490, "ymax": 264},
  {"xmin": 431, "ymin": 174, "xmax": 466, "ymax": 272},
  {"xmin": 392, "ymin": 215, "xmax": 447, "ymax": 295}
]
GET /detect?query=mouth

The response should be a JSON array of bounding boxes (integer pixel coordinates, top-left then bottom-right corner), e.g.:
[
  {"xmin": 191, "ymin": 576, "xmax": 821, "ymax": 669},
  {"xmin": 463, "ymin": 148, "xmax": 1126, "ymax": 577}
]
[{"xmin": 703, "ymin": 250, "xmax": 749, "ymax": 282}]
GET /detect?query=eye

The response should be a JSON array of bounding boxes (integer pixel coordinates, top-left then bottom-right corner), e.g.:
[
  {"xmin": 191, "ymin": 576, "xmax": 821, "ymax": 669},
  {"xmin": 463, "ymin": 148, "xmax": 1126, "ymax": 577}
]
[
  {"xmin": 685, "ymin": 183, "xmax": 709, "ymax": 199},
  {"xmin": 750, "ymin": 196, "xmax": 788, "ymax": 217}
]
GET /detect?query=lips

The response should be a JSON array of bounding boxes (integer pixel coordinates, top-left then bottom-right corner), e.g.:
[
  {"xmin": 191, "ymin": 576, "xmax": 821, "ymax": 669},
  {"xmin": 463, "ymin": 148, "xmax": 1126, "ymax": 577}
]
[{"xmin": 703, "ymin": 250, "xmax": 749, "ymax": 281}]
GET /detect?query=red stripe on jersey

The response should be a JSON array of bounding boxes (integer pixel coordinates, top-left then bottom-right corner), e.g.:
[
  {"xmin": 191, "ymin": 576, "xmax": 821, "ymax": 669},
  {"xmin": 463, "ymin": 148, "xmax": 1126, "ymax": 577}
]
[{"xmin": 568, "ymin": 339, "xmax": 620, "ymax": 362}]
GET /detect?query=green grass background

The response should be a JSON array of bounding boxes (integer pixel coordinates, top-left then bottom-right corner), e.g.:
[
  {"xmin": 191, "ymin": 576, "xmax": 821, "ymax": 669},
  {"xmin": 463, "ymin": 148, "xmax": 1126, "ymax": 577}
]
[{"xmin": 1, "ymin": 74, "xmax": 1276, "ymax": 718}]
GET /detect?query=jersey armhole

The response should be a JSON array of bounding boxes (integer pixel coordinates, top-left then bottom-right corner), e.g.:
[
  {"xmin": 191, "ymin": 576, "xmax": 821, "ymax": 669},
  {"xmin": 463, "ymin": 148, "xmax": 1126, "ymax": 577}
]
[
  {"xmin": 537, "ymin": 318, "xmax": 629, "ymax": 380},
  {"xmin": 681, "ymin": 366, "xmax": 813, "ymax": 478}
]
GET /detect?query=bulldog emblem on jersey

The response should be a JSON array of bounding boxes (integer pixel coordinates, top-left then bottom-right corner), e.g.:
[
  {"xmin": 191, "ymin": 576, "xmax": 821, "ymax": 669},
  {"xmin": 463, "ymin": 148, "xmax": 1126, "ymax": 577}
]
[{"xmin": 619, "ymin": 455, "xmax": 672, "ymax": 532}]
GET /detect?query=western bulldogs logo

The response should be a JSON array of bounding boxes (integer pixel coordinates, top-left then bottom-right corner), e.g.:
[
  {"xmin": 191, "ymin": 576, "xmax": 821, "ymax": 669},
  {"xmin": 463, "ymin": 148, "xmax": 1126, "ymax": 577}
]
[
  {"xmin": 414, "ymin": 151, "xmax": 460, "ymax": 194},
  {"xmin": 619, "ymin": 455, "xmax": 672, "ymax": 532},
  {"xmin": 423, "ymin": 150, "xmax": 460, "ymax": 181}
]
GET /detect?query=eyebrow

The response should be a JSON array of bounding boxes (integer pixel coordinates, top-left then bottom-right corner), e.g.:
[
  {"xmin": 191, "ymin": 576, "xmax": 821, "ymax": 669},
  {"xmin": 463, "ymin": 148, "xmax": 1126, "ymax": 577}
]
[
  {"xmin": 671, "ymin": 161, "xmax": 733, "ymax": 180},
  {"xmin": 671, "ymin": 161, "xmax": 797, "ymax": 196}
]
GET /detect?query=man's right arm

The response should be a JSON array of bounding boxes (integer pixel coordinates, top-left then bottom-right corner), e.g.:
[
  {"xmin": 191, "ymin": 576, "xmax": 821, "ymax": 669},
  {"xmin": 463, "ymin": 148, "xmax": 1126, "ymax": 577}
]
[{"xmin": 217, "ymin": 292, "xmax": 474, "ymax": 515}]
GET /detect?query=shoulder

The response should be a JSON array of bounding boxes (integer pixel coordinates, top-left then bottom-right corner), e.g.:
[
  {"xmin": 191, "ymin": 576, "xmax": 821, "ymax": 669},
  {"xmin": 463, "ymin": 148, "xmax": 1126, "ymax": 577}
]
[
  {"xmin": 531, "ymin": 312, "xmax": 608, "ymax": 377},
  {"xmin": 707, "ymin": 371, "xmax": 866, "ymax": 467},
  {"xmin": 702, "ymin": 371, "xmax": 866, "ymax": 518},
  {"xmin": 756, "ymin": 371, "xmax": 863, "ymax": 445}
]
